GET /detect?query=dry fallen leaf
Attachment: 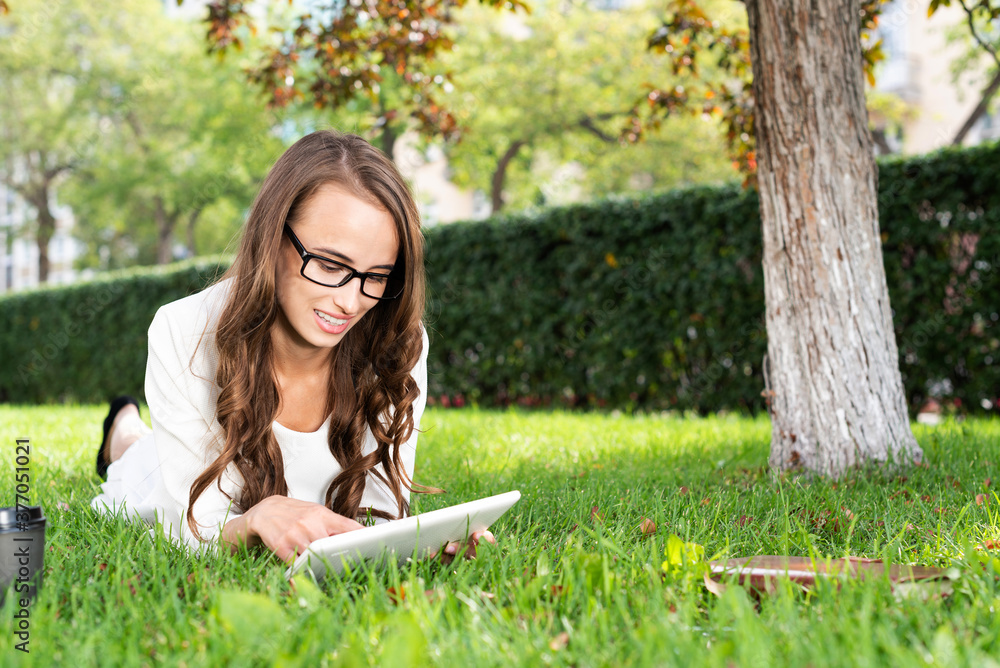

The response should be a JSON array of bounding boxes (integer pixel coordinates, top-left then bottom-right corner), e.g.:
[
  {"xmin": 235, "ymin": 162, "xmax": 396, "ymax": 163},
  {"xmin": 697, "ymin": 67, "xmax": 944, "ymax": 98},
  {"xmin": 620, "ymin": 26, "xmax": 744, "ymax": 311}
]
[
  {"xmin": 980, "ymin": 539, "xmax": 999, "ymax": 550},
  {"xmin": 976, "ymin": 494, "xmax": 988, "ymax": 506},
  {"xmin": 640, "ymin": 517, "xmax": 657, "ymax": 536},
  {"xmin": 590, "ymin": 506, "xmax": 604, "ymax": 523},
  {"xmin": 679, "ymin": 486, "xmax": 689, "ymax": 495},
  {"xmin": 549, "ymin": 632, "xmax": 570, "ymax": 651},
  {"xmin": 387, "ymin": 586, "xmax": 406, "ymax": 604},
  {"xmin": 736, "ymin": 515, "xmax": 753, "ymax": 527}
]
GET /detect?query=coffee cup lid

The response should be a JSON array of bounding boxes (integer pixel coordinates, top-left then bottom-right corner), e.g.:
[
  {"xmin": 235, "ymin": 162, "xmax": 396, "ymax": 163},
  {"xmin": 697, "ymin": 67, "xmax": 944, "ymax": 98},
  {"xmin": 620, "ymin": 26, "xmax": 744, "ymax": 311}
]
[{"xmin": 0, "ymin": 505, "xmax": 45, "ymax": 528}]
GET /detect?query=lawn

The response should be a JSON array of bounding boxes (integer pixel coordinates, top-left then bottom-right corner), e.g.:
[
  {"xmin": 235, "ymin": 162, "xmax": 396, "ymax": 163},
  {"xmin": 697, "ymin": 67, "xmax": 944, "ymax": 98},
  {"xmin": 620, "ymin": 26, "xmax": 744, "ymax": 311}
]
[{"xmin": 2, "ymin": 405, "xmax": 999, "ymax": 667}]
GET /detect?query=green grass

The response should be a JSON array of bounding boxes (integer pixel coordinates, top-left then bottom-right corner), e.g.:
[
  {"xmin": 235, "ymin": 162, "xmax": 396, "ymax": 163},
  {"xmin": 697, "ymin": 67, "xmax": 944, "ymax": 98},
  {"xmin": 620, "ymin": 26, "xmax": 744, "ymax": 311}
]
[{"xmin": 2, "ymin": 405, "xmax": 999, "ymax": 667}]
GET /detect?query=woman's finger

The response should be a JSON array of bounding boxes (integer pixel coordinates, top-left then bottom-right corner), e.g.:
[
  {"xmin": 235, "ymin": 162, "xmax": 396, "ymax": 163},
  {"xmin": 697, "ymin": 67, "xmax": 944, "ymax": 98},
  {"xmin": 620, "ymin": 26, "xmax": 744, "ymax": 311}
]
[{"xmin": 471, "ymin": 529, "xmax": 496, "ymax": 545}]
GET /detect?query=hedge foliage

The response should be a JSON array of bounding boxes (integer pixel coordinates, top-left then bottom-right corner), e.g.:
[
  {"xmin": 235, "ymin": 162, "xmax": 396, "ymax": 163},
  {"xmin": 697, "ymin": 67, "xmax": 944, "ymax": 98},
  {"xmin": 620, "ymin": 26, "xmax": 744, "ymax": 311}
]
[
  {"xmin": 1, "ymin": 142, "xmax": 998, "ymax": 413},
  {"xmin": 0, "ymin": 258, "xmax": 227, "ymax": 404}
]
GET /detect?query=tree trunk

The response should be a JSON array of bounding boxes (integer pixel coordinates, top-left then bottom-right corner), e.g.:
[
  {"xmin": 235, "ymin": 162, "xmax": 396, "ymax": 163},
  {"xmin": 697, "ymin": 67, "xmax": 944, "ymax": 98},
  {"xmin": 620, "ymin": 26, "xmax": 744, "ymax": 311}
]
[
  {"xmin": 25, "ymin": 186, "xmax": 55, "ymax": 284},
  {"xmin": 186, "ymin": 207, "xmax": 203, "ymax": 257},
  {"xmin": 491, "ymin": 140, "xmax": 526, "ymax": 214},
  {"xmin": 380, "ymin": 122, "xmax": 398, "ymax": 163},
  {"xmin": 746, "ymin": 0, "xmax": 921, "ymax": 476},
  {"xmin": 952, "ymin": 68, "xmax": 1000, "ymax": 146},
  {"xmin": 155, "ymin": 195, "xmax": 175, "ymax": 265},
  {"xmin": 35, "ymin": 203, "xmax": 53, "ymax": 283}
]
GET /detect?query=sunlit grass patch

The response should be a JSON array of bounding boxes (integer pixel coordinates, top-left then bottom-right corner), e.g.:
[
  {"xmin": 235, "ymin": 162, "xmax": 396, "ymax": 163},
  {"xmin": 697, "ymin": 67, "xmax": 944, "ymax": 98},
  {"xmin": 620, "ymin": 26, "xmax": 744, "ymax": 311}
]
[{"xmin": 1, "ymin": 405, "xmax": 998, "ymax": 666}]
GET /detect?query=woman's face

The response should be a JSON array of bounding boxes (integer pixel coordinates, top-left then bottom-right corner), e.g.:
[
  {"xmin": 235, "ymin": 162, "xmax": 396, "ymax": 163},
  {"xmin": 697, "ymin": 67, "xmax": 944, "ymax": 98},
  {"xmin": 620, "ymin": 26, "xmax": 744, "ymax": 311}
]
[{"xmin": 273, "ymin": 182, "xmax": 399, "ymax": 359}]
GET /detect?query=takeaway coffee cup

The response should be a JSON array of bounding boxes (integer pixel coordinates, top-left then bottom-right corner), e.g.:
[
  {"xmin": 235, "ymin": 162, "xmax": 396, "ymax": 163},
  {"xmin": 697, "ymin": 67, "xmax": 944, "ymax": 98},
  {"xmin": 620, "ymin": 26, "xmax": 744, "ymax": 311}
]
[{"xmin": 0, "ymin": 505, "xmax": 46, "ymax": 605}]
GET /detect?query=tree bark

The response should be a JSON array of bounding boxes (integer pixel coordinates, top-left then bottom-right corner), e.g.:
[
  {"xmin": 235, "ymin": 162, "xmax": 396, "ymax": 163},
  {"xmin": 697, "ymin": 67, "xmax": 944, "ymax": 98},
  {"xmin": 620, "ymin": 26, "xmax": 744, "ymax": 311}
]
[
  {"xmin": 746, "ymin": 0, "xmax": 921, "ymax": 476},
  {"xmin": 491, "ymin": 140, "xmax": 526, "ymax": 214}
]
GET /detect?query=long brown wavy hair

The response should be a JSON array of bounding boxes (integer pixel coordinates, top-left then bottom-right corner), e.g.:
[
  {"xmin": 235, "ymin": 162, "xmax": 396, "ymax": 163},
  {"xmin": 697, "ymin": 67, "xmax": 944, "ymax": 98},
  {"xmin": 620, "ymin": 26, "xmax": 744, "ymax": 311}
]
[{"xmin": 186, "ymin": 130, "xmax": 434, "ymax": 541}]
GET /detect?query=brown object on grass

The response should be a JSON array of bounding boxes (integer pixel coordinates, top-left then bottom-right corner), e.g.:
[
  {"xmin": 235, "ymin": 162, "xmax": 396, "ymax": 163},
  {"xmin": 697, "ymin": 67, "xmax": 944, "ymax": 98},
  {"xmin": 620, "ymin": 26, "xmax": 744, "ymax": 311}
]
[{"xmin": 705, "ymin": 556, "xmax": 947, "ymax": 597}]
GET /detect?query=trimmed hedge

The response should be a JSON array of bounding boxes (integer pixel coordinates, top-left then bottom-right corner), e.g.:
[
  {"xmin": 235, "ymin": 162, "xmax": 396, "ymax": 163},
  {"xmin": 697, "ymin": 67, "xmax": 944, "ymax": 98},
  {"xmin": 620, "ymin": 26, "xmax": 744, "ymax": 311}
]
[
  {"xmin": 1, "ymin": 142, "xmax": 998, "ymax": 413},
  {"xmin": 0, "ymin": 258, "xmax": 227, "ymax": 404},
  {"xmin": 424, "ymin": 142, "xmax": 999, "ymax": 414}
]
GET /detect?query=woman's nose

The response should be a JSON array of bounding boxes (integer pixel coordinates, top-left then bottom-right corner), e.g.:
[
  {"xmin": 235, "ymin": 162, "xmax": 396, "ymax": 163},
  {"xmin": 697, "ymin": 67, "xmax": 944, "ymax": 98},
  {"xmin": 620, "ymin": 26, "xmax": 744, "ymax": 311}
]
[{"xmin": 332, "ymin": 275, "xmax": 365, "ymax": 314}]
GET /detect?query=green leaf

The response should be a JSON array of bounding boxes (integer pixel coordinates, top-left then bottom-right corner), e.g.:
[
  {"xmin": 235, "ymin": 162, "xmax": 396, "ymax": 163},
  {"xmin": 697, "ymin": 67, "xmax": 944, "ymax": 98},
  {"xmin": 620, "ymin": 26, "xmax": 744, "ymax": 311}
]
[
  {"xmin": 662, "ymin": 534, "xmax": 706, "ymax": 574},
  {"xmin": 212, "ymin": 589, "xmax": 290, "ymax": 640},
  {"xmin": 379, "ymin": 612, "xmax": 428, "ymax": 667}
]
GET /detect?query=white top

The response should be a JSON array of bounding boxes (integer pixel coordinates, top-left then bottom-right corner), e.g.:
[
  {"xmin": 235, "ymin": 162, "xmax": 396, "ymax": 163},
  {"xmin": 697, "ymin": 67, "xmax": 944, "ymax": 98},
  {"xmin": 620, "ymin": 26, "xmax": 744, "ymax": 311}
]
[{"xmin": 90, "ymin": 276, "xmax": 429, "ymax": 552}]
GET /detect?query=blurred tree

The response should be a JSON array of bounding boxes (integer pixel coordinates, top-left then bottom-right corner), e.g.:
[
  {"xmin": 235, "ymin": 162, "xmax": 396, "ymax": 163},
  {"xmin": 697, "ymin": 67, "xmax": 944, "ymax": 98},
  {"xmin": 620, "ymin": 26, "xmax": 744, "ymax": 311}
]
[
  {"xmin": 0, "ymin": 0, "xmax": 281, "ymax": 272},
  {"xmin": 0, "ymin": 1, "xmax": 110, "ymax": 282},
  {"xmin": 437, "ymin": 0, "xmax": 734, "ymax": 214},
  {"xmin": 62, "ymin": 14, "xmax": 282, "ymax": 268},
  {"xmin": 195, "ymin": 0, "xmax": 527, "ymax": 159}
]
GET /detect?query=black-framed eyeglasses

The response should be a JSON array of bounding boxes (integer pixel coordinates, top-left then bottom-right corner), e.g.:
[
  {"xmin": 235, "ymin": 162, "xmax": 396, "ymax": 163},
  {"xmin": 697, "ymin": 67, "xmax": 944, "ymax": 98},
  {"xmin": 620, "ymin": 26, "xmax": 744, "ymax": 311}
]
[{"xmin": 283, "ymin": 224, "xmax": 403, "ymax": 300}]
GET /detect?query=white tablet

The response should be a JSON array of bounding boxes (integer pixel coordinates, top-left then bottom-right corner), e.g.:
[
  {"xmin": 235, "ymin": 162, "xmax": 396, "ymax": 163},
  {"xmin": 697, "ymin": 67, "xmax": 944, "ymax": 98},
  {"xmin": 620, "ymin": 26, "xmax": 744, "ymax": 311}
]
[{"xmin": 285, "ymin": 490, "xmax": 521, "ymax": 579}]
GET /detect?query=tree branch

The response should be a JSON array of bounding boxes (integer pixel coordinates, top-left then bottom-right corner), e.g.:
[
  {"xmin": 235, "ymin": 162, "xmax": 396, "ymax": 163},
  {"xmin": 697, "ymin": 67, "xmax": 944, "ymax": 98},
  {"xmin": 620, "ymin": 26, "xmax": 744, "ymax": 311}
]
[
  {"xmin": 952, "ymin": 67, "xmax": 1000, "ymax": 144},
  {"xmin": 958, "ymin": 0, "xmax": 1000, "ymax": 69},
  {"xmin": 577, "ymin": 116, "xmax": 618, "ymax": 143}
]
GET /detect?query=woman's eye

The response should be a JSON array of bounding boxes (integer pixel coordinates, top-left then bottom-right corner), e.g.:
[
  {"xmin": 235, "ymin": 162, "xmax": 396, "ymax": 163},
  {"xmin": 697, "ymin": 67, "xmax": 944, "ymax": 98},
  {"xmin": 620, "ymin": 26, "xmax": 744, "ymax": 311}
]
[
  {"xmin": 368, "ymin": 274, "xmax": 389, "ymax": 285},
  {"xmin": 319, "ymin": 262, "xmax": 347, "ymax": 275}
]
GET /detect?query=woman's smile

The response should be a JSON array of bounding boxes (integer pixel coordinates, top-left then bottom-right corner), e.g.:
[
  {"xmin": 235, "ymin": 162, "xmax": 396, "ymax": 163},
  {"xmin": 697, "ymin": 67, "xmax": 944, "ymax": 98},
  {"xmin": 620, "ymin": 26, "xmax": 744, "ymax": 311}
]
[{"xmin": 314, "ymin": 308, "xmax": 352, "ymax": 334}]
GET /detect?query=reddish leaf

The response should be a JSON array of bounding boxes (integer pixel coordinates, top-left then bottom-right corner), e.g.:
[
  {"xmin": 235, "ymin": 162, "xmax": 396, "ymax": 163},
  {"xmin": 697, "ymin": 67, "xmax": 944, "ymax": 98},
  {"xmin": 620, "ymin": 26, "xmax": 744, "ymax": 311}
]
[
  {"xmin": 590, "ymin": 506, "xmax": 604, "ymax": 524},
  {"xmin": 976, "ymin": 494, "xmax": 988, "ymax": 506},
  {"xmin": 679, "ymin": 486, "xmax": 690, "ymax": 495},
  {"xmin": 640, "ymin": 518, "xmax": 657, "ymax": 536},
  {"xmin": 736, "ymin": 515, "xmax": 753, "ymax": 527}
]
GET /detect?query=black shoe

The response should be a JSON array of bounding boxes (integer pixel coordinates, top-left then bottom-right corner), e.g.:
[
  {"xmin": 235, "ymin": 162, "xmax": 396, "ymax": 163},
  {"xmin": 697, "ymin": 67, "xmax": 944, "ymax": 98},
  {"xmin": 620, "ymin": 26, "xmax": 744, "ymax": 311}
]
[{"xmin": 97, "ymin": 396, "xmax": 140, "ymax": 480}]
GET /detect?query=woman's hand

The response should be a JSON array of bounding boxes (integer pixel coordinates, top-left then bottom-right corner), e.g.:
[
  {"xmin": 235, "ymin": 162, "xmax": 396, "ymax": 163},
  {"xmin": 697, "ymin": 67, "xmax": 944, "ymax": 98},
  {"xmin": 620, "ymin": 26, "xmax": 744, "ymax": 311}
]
[
  {"xmin": 237, "ymin": 495, "xmax": 364, "ymax": 564},
  {"xmin": 436, "ymin": 529, "xmax": 496, "ymax": 564}
]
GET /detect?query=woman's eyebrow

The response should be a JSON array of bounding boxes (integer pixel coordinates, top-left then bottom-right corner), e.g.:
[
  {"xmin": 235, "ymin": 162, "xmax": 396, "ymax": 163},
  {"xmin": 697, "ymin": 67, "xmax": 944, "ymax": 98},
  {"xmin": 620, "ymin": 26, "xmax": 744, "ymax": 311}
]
[{"xmin": 313, "ymin": 245, "xmax": 394, "ymax": 272}]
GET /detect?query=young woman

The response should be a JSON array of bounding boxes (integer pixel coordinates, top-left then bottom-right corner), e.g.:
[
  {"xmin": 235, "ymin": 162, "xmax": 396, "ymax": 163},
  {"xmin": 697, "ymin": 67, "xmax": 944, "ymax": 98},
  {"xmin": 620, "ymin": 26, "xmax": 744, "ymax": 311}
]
[{"xmin": 90, "ymin": 130, "xmax": 491, "ymax": 563}]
